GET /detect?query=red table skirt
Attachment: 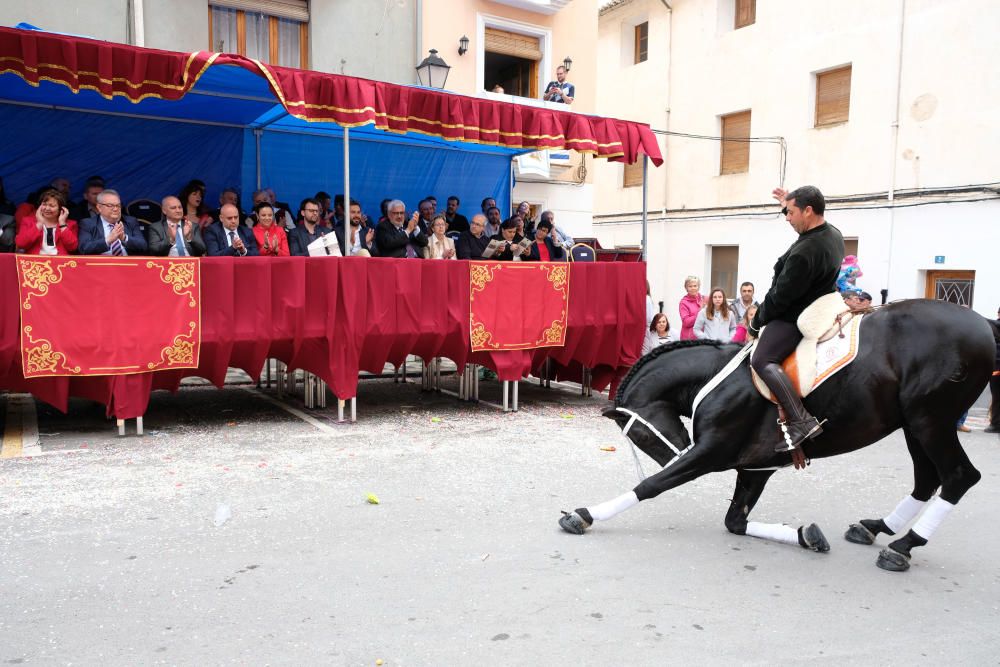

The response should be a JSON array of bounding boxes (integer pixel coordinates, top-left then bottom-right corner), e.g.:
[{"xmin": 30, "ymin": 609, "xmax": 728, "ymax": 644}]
[{"xmin": 0, "ymin": 255, "xmax": 645, "ymax": 418}]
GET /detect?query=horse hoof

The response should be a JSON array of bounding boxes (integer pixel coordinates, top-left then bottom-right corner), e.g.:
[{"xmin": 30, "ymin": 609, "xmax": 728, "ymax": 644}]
[
  {"xmin": 801, "ymin": 523, "xmax": 830, "ymax": 552},
  {"xmin": 876, "ymin": 548, "xmax": 910, "ymax": 572},
  {"xmin": 559, "ymin": 510, "xmax": 590, "ymax": 535},
  {"xmin": 844, "ymin": 523, "xmax": 876, "ymax": 545}
]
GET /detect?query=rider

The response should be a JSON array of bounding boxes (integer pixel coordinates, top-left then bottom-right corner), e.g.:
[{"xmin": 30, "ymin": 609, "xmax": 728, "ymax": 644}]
[{"xmin": 749, "ymin": 186, "xmax": 845, "ymax": 452}]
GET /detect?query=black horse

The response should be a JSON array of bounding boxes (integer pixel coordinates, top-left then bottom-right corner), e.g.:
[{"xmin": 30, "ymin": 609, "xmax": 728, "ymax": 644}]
[{"xmin": 559, "ymin": 299, "xmax": 1000, "ymax": 571}]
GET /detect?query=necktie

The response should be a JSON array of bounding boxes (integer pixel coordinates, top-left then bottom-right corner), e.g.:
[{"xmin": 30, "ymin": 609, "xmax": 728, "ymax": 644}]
[
  {"xmin": 110, "ymin": 239, "xmax": 125, "ymax": 256},
  {"xmin": 228, "ymin": 230, "xmax": 236, "ymax": 245},
  {"xmin": 174, "ymin": 226, "xmax": 188, "ymax": 256}
]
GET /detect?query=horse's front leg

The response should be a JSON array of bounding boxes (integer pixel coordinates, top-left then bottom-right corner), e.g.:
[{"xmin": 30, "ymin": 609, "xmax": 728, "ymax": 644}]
[{"xmin": 727, "ymin": 468, "xmax": 830, "ymax": 552}]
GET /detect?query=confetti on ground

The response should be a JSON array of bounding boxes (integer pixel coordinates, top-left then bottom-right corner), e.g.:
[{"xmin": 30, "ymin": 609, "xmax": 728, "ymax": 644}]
[
  {"xmin": 560, "ymin": 413, "xmax": 574, "ymax": 419},
  {"xmin": 431, "ymin": 417, "xmax": 442, "ymax": 423},
  {"xmin": 366, "ymin": 493, "xmax": 380, "ymax": 505},
  {"xmin": 226, "ymin": 421, "xmax": 237, "ymax": 427},
  {"xmin": 600, "ymin": 446, "xmax": 617, "ymax": 452},
  {"xmin": 481, "ymin": 553, "xmax": 490, "ymax": 561}
]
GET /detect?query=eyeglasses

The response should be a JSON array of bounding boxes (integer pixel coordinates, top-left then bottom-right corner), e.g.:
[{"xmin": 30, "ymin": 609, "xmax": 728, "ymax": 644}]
[
  {"xmin": 98, "ymin": 203, "xmax": 122, "ymax": 209},
  {"xmin": 303, "ymin": 208, "xmax": 320, "ymax": 214}
]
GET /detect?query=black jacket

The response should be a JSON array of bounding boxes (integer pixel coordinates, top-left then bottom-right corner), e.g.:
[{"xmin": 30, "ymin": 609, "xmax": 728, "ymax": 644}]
[
  {"xmin": 751, "ymin": 222, "xmax": 844, "ymax": 333},
  {"xmin": 375, "ymin": 220, "xmax": 428, "ymax": 258},
  {"xmin": 488, "ymin": 233, "xmax": 528, "ymax": 261},
  {"xmin": 456, "ymin": 230, "xmax": 490, "ymax": 259}
]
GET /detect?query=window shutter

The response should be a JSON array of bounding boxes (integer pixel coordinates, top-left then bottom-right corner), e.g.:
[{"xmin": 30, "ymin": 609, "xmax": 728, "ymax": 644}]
[
  {"xmin": 634, "ymin": 22, "xmax": 648, "ymax": 64},
  {"xmin": 623, "ymin": 161, "xmax": 643, "ymax": 188},
  {"xmin": 210, "ymin": 0, "xmax": 308, "ymax": 22},
  {"xmin": 734, "ymin": 0, "xmax": 756, "ymax": 29},
  {"xmin": 484, "ymin": 28, "xmax": 542, "ymax": 60},
  {"xmin": 720, "ymin": 110, "xmax": 751, "ymax": 175},
  {"xmin": 815, "ymin": 65, "xmax": 852, "ymax": 127}
]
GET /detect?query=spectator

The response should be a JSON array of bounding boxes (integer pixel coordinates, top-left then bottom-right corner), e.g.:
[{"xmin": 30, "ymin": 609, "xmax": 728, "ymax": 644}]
[
  {"xmin": 146, "ymin": 196, "xmax": 206, "ymax": 257},
  {"xmin": 695, "ymin": 288, "xmax": 736, "ymax": 342},
  {"xmin": 417, "ymin": 198, "xmax": 435, "ymax": 235},
  {"xmin": 251, "ymin": 202, "xmax": 290, "ymax": 257},
  {"xmin": 315, "ymin": 191, "xmax": 333, "ymax": 223},
  {"xmin": 445, "ymin": 196, "xmax": 469, "ymax": 234},
  {"xmin": 678, "ymin": 275, "xmax": 704, "ymax": 340},
  {"xmin": 15, "ymin": 188, "xmax": 78, "ymax": 255},
  {"xmin": 377, "ymin": 198, "xmax": 392, "ymax": 225},
  {"xmin": 332, "ymin": 194, "xmax": 346, "ymax": 227},
  {"xmin": 179, "ymin": 181, "xmax": 212, "ymax": 229},
  {"xmin": 538, "ymin": 210, "xmax": 574, "ymax": 249},
  {"xmin": 732, "ymin": 304, "xmax": 758, "ymax": 344},
  {"xmin": 646, "ymin": 281, "xmax": 657, "ymax": 325},
  {"xmin": 346, "ymin": 199, "xmax": 375, "ymax": 256},
  {"xmin": 525, "ymin": 219, "xmax": 566, "ymax": 261},
  {"xmin": 484, "ymin": 206, "xmax": 503, "ymax": 237},
  {"xmin": 844, "ymin": 290, "xmax": 873, "ymax": 312},
  {"xmin": 209, "ymin": 188, "xmax": 249, "ymax": 227},
  {"xmin": 205, "ymin": 203, "xmax": 258, "ymax": 256},
  {"xmin": 257, "ymin": 188, "xmax": 295, "ymax": 231},
  {"xmin": 423, "ymin": 214, "xmax": 457, "ymax": 259},
  {"xmin": 481, "ymin": 197, "xmax": 496, "ymax": 216},
  {"xmin": 491, "ymin": 84, "xmax": 505, "ymax": 94},
  {"xmin": 489, "ymin": 218, "xmax": 530, "ymax": 261},
  {"xmin": 987, "ymin": 305, "xmax": 1000, "ymax": 434},
  {"xmin": 70, "ymin": 177, "xmax": 103, "ymax": 223},
  {"xmin": 375, "ymin": 200, "xmax": 428, "ymax": 258},
  {"xmin": 516, "ymin": 201, "xmax": 535, "ymax": 236},
  {"xmin": 543, "ymin": 65, "xmax": 575, "ymax": 105},
  {"xmin": 642, "ymin": 313, "xmax": 673, "ymax": 355},
  {"xmin": 49, "ymin": 177, "xmax": 72, "ymax": 206},
  {"xmin": 0, "ymin": 176, "xmax": 15, "ymax": 216},
  {"xmin": 732, "ymin": 281, "xmax": 758, "ymax": 321},
  {"xmin": 78, "ymin": 189, "xmax": 148, "ymax": 256},
  {"xmin": 425, "ymin": 196, "xmax": 438, "ymax": 216},
  {"xmin": 287, "ymin": 198, "xmax": 329, "ymax": 256},
  {"xmin": 456, "ymin": 214, "xmax": 491, "ymax": 260},
  {"xmin": 857, "ymin": 291, "xmax": 873, "ymax": 309}
]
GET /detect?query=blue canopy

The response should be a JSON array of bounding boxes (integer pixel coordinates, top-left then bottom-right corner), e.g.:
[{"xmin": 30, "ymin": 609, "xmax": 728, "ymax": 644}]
[{"xmin": 0, "ymin": 56, "xmax": 525, "ymax": 219}]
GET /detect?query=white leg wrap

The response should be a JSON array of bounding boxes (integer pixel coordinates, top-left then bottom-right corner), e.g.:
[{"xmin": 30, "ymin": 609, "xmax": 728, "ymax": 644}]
[
  {"xmin": 587, "ymin": 491, "xmax": 639, "ymax": 522},
  {"xmin": 883, "ymin": 495, "xmax": 926, "ymax": 534},
  {"xmin": 746, "ymin": 521, "xmax": 800, "ymax": 546},
  {"xmin": 910, "ymin": 496, "xmax": 955, "ymax": 541}
]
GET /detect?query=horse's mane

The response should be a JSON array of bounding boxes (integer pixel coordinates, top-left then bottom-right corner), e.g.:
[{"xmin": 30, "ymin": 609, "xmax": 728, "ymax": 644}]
[{"xmin": 616, "ymin": 339, "xmax": 729, "ymax": 405}]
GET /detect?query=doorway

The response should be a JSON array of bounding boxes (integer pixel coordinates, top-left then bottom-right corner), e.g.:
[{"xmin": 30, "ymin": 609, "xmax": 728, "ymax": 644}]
[
  {"xmin": 925, "ymin": 270, "xmax": 975, "ymax": 306},
  {"xmin": 485, "ymin": 52, "xmax": 537, "ymax": 98}
]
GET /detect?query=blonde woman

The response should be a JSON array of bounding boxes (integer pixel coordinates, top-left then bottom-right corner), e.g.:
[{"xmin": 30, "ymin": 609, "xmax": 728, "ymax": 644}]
[
  {"xmin": 678, "ymin": 275, "xmax": 704, "ymax": 340},
  {"xmin": 694, "ymin": 288, "xmax": 736, "ymax": 342},
  {"xmin": 423, "ymin": 214, "xmax": 456, "ymax": 259}
]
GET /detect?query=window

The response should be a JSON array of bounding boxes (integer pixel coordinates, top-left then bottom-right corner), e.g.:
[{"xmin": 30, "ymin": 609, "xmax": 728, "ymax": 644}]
[
  {"xmin": 623, "ymin": 161, "xmax": 643, "ymax": 188},
  {"xmin": 710, "ymin": 246, "xmax": 739, "ymax": 300},
  {"xmin": 734, "ymin": 0, "xmax": 756, "ymax": 29},
  {"xmin": 484, "ymin": 28, "xmax": 542, "ymax": 98},
  {"xmin": 844, "ymin": 238, "xmax": 858, "ymax": 259},
  {"xmin": 815, "ymin": 65, "xmax": 852, "ymax": 127},
  {"xmin": 634, "ymin": 22, "xmax": 648, "ymax": 64},
  {"xmin": 209, "ymin": 1, "xmax": 309, "ymax": 69},
  {"xmin": 720, "ymin": 110, "xmax": 751, "ymax": 175}
]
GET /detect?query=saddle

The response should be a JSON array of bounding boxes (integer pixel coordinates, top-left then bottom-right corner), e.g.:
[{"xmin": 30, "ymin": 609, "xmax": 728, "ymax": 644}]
[{"xmin": 751, "ymin": 292, "xmax": 863, "ymax": 401}]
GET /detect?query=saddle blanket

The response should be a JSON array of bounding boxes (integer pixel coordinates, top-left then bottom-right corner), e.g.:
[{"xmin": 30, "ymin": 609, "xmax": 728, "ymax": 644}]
[{"xmin": 752, "ymin": 313, "xmax": 863, "ymax": 401}]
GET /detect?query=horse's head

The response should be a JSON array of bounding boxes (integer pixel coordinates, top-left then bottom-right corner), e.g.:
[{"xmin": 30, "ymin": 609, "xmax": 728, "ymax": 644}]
[{"xmin": 601, "ymin": 402, "xmax": 691, "ymax": 467}]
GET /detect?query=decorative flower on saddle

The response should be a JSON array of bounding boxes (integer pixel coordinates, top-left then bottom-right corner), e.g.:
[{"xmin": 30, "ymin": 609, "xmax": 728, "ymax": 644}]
[{"xmin": 837, "ymin": 255, "xmax": 863, "ymax": 295}]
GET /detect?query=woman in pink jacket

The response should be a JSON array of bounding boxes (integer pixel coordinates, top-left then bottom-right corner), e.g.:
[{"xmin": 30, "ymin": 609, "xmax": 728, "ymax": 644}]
[{"xmin": 678, "ymin": 275, "xmax": 704, "ymax": 340}]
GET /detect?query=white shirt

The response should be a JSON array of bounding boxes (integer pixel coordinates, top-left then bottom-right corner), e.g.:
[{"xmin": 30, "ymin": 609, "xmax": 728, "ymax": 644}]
[{"xmin": 165, "ymin": 220, "xmax": 188, "ymax": 257}]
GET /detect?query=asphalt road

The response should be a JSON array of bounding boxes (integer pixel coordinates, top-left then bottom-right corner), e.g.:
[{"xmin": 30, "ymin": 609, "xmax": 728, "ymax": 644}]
[{"xmin": 1, "ymin": 376, "xmax": 998, "ymax": 665}]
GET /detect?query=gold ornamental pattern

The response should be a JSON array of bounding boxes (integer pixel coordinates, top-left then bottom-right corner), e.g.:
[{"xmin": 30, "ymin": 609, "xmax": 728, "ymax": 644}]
[
  {"xmin": 470, "ymin": 321, "xmax": 497, "ymax": 350},
  {"xmin": 22, "ymin": 325, "xmax": 80, "ymax": 376},
  {"xmin": 543, "ymin": 264, "xmax": 569, "ymax": 293},
  {"xmin": 469, "ymin": 263, "xmax": 498, "ymax": 295},
  {"xmin": 539, "ymin": 318, "xmax": 566, "ymax": 346},
  {"xmin": 18, "ymin": 258, "xmax": 77, "ymax": 310},
  {"xmin": 149, "ymin": 321, "xmax": 198, "ymax": 369},
  {"xmin": 149, "ymin": 260, "xmax": 198, "ymax": 307}
]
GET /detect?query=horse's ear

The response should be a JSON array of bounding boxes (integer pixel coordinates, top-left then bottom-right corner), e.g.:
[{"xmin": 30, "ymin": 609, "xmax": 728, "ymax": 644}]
[{"xmin": 601, "ymin": 406, "xmax": 619, "ymax": 420}]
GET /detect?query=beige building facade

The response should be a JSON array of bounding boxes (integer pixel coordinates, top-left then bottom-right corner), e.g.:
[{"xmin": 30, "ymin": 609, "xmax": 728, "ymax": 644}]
[{"xmin": 594, "ymin": 0, "xmax": 1000, "ymax": 328}]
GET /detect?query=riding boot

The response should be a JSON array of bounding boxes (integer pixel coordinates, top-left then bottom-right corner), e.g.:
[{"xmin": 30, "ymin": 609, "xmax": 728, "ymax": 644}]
[{"xmin": 757, "ymin": 363, "xmax": 825, "ymax": 452}]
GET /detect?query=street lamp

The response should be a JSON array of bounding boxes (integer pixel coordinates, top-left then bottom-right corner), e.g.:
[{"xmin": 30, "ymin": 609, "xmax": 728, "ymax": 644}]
[
  {"xmin": 416, "ymin": 49, "xmax": 451, "ymax": 89},
  {"xmin": 562, "ymin": 56, "xmax": 573, "ymax": 72}
]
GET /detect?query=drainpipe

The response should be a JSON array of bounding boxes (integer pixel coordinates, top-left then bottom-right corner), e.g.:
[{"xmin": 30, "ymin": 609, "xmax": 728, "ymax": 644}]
[
  {"xmin": 126, "ymin": 0, "xmax": 145, "ymax": 46},
  {"xmin": 661, "ymin": 0, "xmax": 672, "ymax": 214},
  {"xmin": 415, "ymin": 0, "xmax": 423, "ymax": 85},
  {"xmin": 884, "ymin": 0, "xmax": 906, "ymax": 301}
]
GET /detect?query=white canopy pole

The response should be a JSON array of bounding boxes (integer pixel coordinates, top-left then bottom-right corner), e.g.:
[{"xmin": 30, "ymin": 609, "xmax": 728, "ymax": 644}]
[{"xmin": 343, "ymin": 126, "xmax": 351, "ymax": 257}]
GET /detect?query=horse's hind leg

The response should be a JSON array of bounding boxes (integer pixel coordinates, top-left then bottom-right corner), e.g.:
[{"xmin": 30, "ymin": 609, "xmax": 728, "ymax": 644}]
[
  {"xmin": 877, "ymin": 421, "xmax": 981, "ymax": 572},
  {"xmin": 727, "ymin": 469, "xmax": 830, "ymax": 553},
  {"xmin": 845, "ymin": 426, "xmax": 940, "ymax": 546}
]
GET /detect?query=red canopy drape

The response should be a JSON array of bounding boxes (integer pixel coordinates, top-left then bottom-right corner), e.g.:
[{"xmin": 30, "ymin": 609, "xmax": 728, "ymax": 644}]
[{"xmin": 0, "ymin": 26, "xmax": 663, "ymax": 165}]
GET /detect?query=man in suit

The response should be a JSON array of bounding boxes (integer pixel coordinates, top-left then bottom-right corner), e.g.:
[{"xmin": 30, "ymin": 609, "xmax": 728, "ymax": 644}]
[
  {"xmin": 70, "ymin": 177, "xmax": 103, "ymax": 223},
  {"xmin": 456, "ymin": 214, "xmax": 490, "ymax": 260},
  {"xmin": 78, "ymin": 189, "xmax": 148, "ymax": 255},
  {"xmin": 375, "ymin": 199, "xmax": 428, "ymax": 258},
  {"xmin": 525, "ymin": 219, "xmax": 567, "ymax": 262},
  {"xmin": 204, "ymin": 203, "xmax": 258, "ymax": 256},
  {"xmin": 146, "ymin": 196, "xmax": 207, "ymax": 257},
  {"xmin": 288, "ymin": 198, "xmax": 332, "ymax": 256}
]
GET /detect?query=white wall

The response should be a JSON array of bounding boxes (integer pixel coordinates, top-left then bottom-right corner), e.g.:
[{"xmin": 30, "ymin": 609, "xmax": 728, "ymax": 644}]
[{"xmin": 512, "ymin": 181, "xmax": 593, "ymax": 239}]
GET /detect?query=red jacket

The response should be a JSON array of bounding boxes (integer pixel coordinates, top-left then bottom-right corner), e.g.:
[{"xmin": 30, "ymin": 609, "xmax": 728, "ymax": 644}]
[{"xmin": 15, "ymin": 215, "xmax": 79, "ymax": 255}]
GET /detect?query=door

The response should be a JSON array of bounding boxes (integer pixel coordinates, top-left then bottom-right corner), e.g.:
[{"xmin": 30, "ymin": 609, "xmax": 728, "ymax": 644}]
[{"xmin": 925, "ymin": 270, "xmax": 975, "ymax": 306}]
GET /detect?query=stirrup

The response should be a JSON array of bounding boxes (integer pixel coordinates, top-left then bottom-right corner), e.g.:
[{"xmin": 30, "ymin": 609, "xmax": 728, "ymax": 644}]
[{"xmin": 775, "ymin": 417, "xmax": 827, "ymax": 452}]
